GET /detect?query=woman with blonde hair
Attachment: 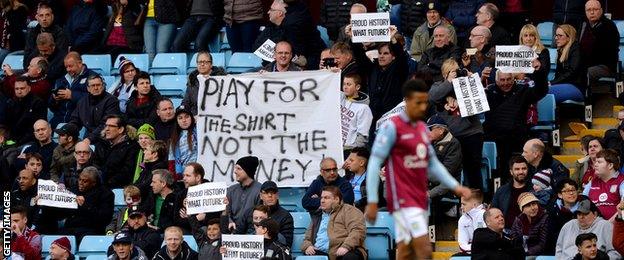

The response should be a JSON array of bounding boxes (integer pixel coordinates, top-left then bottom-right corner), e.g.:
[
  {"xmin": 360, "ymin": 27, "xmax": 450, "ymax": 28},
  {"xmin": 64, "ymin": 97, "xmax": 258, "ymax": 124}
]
[
  {"xmin": 518, "ymin": 24, "xmax": 550, "ymax": 77},
  {"xmin": 548, "ymin": 24, "xmax": 585, "ymax": 103}
]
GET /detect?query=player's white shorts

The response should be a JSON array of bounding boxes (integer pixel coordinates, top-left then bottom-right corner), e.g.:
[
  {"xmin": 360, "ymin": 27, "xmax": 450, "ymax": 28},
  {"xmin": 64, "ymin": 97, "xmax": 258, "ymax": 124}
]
[{"xmin": 393, "ymin": 207, "xmax": 429, "ymax": 244}]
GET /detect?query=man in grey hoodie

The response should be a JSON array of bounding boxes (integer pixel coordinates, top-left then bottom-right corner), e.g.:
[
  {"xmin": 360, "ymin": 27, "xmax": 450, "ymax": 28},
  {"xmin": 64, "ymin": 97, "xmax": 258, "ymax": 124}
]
[{"xmin": 556, "ymin": 198, "xmax": 621, "ymax": 259}]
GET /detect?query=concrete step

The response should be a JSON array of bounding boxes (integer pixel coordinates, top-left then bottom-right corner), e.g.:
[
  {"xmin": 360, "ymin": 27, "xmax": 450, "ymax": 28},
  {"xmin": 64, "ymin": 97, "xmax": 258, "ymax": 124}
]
[
  {"xmin": 613, "ymin": 106, "xmax": 623, "ymax": 118},
  {"xmin": 592, "ymin": 118, "xmax": 618, "ymax": 129},
  {"xmin": 562, "ymin": 141, "xmax": 581, "ymax": 155},
  {"xmin": 432, "ymin": 251, "xmax": 455, "ymax": 260},
  {"xmin": 553, "ymin": 155, "xmax": 582, "ymax": 169},
  {"xmin": 435, "ymin": 241, "xmax": 459, "ymax": 253}
]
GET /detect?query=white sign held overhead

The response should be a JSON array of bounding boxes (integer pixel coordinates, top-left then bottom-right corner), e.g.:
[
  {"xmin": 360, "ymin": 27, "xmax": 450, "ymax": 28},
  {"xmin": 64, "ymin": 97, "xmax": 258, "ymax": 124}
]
[
  {"xmin": 494, "ymin": 45, "xmax": 537, "ymax": 74},
  {"xmin": 350, "ymin": 12, "xmax": 391, "ymax": 43},
  {"xmin": 221, "ymin": 235, "xmax": 264, "ymax": 260},
  {"xmin": 37, "ymin": 180, "xmax": 78, "ymax": 209},
  {"xmin": 185, "ymin": 182, "xmax": 227, "ymax": 215},
  {"xmin": 197, "ymin": 71, "xmax": 343, "ymax": 187},
  {"xmin": 452, "ymin": 73, "xmax": 490, "ymax": 117},
  {"xmin": 254, "ymin": 39, "xmax": 276, "ymax": 62}
]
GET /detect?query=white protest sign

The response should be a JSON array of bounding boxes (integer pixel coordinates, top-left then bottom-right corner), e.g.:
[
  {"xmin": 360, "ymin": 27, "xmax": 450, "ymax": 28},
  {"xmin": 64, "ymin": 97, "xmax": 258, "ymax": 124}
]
[
  {"xmin": 375, "ymin": 101, "xmax": 405, "ymax": 130},
  {"xmin": 37, "ymin": 180, "xmax": 77, "ymax": 209},
  {"xmin": 494, "ymin": 45, "xmax": 536, "ymax": 73},
  {"xmin": 452, "ymin": 73, "xmax": 490, "ymax": 117},
  {"xmin": 197, "ymin": 71, "xmax": 343, "ymax": 187},
  {"xmin": 185, "ymin": 182, "xmax": 227, "ymax": 215},
  {"xmin": 254, "ymin": 39, "xmax": 276, "ymax": 62},
  {"xmin": 350, "ymin": 12, "xmax": 391, "ymax": 43},
  {"xmin": 221, "ymin": 235, "xmax": 264, "ymax": 260}
]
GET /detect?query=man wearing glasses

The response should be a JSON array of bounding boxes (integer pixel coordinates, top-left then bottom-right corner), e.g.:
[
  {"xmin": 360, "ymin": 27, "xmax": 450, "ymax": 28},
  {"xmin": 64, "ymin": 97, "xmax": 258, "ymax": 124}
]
[
  {"xmin": 67, "ymin": 74, "xmax": 120, "ymax": 145},
  {"xmin": 182, "ymin": 51, "xmax": 226, "ymax": 116},
  {"xmin": 52, "ymin": 140, "xmax": 93, "ymax": 194},
  {"xmin": 302, "ymin": 157, "xmax": 354, "ymax": 212}
]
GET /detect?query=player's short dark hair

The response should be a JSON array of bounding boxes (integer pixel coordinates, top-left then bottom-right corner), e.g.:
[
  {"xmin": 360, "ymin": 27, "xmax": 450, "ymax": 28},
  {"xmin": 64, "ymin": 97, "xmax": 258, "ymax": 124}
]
[{"xmin": 402, "ymin": 79, "xmax": 430, "ymax": 97}]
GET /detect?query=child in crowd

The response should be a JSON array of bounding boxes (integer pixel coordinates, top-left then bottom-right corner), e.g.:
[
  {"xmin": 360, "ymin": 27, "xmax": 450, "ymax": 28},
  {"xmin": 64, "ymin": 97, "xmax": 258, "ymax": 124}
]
[
  {"xmin": 106, "ymin": 185, "xmax": 144, "ymax": 235},
  {"xmin": 532, "ymin": 169, "xmax": 553, "ymax": 205},
  {"xmin": 340, "ymin": 73, "xmax": 372, "ymax": 154},
  {"xmin": 457, "ymin": 189, "xmax": 486, "ymax": 254},
  {"xmin": 189, "ymin": 217, "xmax": 222, "ymax": 259},
  {"xmin": 221, "ymin": 218, "xmax": 292, "ymax": 260},
  {"xmin": 573, "ymin": 233, "xmax": 610, "ymax": 260}
]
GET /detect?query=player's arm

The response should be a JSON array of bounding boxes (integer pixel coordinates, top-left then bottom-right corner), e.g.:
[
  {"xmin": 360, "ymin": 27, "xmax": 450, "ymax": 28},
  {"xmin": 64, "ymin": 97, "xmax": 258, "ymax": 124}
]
[
  {"xmin": 428, "ymin": 144, "xmax": 460, "ymax": 191},
  {"xmin": 366, "ymin": 122, "xmax": 397, "ymax": 204}
]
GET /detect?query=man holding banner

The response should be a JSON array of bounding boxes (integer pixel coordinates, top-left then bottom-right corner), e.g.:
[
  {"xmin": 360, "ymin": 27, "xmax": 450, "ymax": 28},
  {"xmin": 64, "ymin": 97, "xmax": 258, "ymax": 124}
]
[{"xmin": 366, "ymin": 79, "xmax": 471, "ymax": 259}]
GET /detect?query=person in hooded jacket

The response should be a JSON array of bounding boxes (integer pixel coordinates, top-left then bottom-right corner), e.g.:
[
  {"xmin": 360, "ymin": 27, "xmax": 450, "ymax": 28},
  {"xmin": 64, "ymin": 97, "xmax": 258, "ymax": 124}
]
[
  {"xmin": 340, "ymin": 73, "xmax": 372, "ymax": 151},
  {"xmin": 181, "ymin": 51, "xmax": 226, "ymax": 115},
  {"xmin": 189, "ymin": 217, "xmax": 222, "ymax": 259},
  {"xmin": 125, "ymin": 71, "xmax": 162, "ymax": 129},
  {"xmin": 153, "ymin": 226, "xmax": 198, "ymax": 260}
]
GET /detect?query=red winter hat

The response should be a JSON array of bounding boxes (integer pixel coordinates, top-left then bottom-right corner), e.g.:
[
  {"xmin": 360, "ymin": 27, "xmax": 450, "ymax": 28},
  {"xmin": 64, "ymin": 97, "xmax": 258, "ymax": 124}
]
[{"xmin": 52, "ymin": 237, "xmax": 71, "ymax": 252}]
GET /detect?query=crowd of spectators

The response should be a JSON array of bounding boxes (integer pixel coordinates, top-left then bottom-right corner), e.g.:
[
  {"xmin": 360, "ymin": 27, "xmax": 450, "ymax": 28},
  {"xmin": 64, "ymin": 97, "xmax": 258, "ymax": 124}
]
[{"xmin": 2, "ymin": 0, "xmax": 624, "ymax": 259}]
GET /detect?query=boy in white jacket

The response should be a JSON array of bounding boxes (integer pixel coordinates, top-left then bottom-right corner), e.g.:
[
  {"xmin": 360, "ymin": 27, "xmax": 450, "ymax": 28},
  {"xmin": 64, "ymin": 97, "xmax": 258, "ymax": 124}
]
[
  {"xmin": 340, "ymin": 73, "xmax": 373, "ymax": 150},
  {"xmin": 457, "ymin": 189, "xmax": 486, "ymax": 254}
]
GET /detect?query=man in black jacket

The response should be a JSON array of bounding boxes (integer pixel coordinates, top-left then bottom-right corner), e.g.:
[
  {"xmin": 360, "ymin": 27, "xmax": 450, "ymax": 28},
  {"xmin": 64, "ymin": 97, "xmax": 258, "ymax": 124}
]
[
  {"xmin": 256, "ymin": 181, "xmax": 294, "ymax": 247},
  {"xmin": 472, "ymin": 207, "xmax": 525, "ymax": 260},
  {"xmin": 254, "ymin": 0, "xmax": 326, "ymax": 70},
  {"xmin": 578, "ymin": 0, "xmax": 620, "ymax": 88},
  {"xmin": 6, "ymin": 77, "xmax": 47, "ymax": 145},
  {"xmin": 62, "ymin": 166, "xmax": 114, "ymax": 243},
  {"xmin": 475, "ymin": 3, "xmax": 511, "ymax": 46},
  {"xmin": 151, "ymin": 169, "xmax": 177, "ymax": 231},
  {"xmin": 417, "ymin": 26, "xmax": 463, "ymax": 82},
  {"xmin": 123, "ymin": 206, "xmax": 162, "ymax": 258},
  {"xmin": 92, "ymin": 114, "xmax": 140, "ymax": 189},
  {"xmin": 24, "ymin": 3, "xmax": 69, "ymax": 70},
  {"xmin": 491, "ymin": 156, "xmax": 532, "ymax": 229},
  {"xmin": 522, "ymin": 138, "xmax": 570, "ymax": 186},
  {"xmin": 11, "ymin": 169, "xmax": 40, "ymax": 228},
  {"xmin": 484, "ymin": 66, "xmax": 548, "ymax": 181},
  {"xmin": 153, "ymin": 226, "xmax": 198, "ymax": 260},
  {"xmin": 68, "ymin": 75, "xmax": 120, "ymax": 145}
]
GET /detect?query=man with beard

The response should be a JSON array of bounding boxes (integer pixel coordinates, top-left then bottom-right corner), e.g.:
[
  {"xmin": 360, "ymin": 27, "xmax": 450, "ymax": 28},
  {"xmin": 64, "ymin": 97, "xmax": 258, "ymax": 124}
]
[{"xmin": 492, "ymin": 156, "xmax": 533, "ymax": 229}]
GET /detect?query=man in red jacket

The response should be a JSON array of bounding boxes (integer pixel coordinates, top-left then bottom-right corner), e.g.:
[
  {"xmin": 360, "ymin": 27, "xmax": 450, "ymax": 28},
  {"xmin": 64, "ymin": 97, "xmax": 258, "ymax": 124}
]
[{"xmin": 11, "ymin": 205, "xmax": 42, "ymax": 260}]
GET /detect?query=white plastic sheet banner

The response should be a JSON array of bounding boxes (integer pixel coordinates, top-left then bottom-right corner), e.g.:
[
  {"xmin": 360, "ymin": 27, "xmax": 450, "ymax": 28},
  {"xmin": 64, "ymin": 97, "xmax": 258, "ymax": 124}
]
[
  {"xmin": 452, "ymin": 73, "xmax": 490, "ymax": 117},
  {"xmin": 197, "ymin": 71, "xmax": 343, "ymax": 187},
  {"xmin": 350, "ymin": 12, "xmax": 391, "ymax": 43},
  {"xmin": 221, "ymin": 235, "xmax": 264, "ymax": 260},
  {"xmin": 37, "ymin": 179, "xmax": 78, "ymax": 209},
  {"xmin": 494, "ymin": 45, "xmax": 536, "ymax": 73},
  {"xmin": 254, "ymin": 39, "xmax": 276, "ymax": 62},
  {"xmin": 185, "ymin": 182, "xmax": 227, "ymax": 215}
]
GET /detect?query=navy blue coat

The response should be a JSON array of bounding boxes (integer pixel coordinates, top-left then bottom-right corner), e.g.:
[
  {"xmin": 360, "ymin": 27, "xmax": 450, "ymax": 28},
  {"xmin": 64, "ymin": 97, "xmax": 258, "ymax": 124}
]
[{"xmin": 301, "ymin": 175, "xmax": 354, "ymax": 212}]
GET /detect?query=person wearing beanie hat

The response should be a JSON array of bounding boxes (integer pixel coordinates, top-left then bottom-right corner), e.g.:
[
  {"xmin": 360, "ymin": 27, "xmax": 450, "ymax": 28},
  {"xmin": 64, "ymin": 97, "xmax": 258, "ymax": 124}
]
[
  {"xmin": 410, "ymin": 0, "xmax": 457, "ymax": 62},
  {"xmin": 510, "ymin": 192, "xmax": 549, "ymax": 256},
  {"xmin": 108, "ymin": 57, "xmax": 138, "ymax": 113},
  {"xmin": 225, "ymin": 155, "xmax": 262, "ymax": 234},
  {"xmin": 126, "ymin": 71, "xmax": 163, "ymax": 129},
  {"xmin": 531, "ymin": 169, "xmax": 553, "ymax": 205},
  {"xmin": 49, "ymin": 237, "xmax": 75, "ymax": 260}
]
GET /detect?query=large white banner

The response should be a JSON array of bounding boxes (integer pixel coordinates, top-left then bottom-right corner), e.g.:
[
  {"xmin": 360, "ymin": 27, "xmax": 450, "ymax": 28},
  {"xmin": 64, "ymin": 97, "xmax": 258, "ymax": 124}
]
[
  {"xmin": 185, "ymin": 182, "xmax": 227, "ymax": 215},
  {"xmin": 197, "ymin": 71, "xmax": 343, "ymax": 187},
  {"xmin": 350, "ymin": 12, "xmax": 391, "ymax": 43},
  {"xmin": 221, "ymin": 235, "xmax": 264, "ymax": 260},
  {"xmin": 452, "ymin": 73, "xmax": 490, "ymax": 117},
  {"xmin": 37, "ymin": 180, "xmax": 78, "ymax": 209},
  {"xmin": 494, "ymin": 45, "xmax": 536, "ymax": 73}
]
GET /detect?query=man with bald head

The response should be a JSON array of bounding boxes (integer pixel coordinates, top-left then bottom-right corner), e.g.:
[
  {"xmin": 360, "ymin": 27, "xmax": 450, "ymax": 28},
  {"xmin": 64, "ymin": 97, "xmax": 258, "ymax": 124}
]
[
  {"xmin": 522, "ymin": 138, "xmax": 569, "ymax": 187},
  {"xmin": 578, "ymin": 0, "xmax": 620, "ymax": 89},
  {"xmin": 463, "ymin": 25, "xmax": 495, "ymax": 76},
  {"xmin": 52, "ymin": 141, "xmax": 92, "ymax": 193},
  {"xmin": 19, "ymin": 120, "xmax": 58, "ymax": 178},
  {"xmin": 1, "ymin": 56, "xmax": 51, "ymax": 100},
  {"xmin": 336, "ymin": 3, "xmax": 367, "ymax": 43},
  {"xmin": 5, "ymin": 78, "xmax": 47, "ymax": 145},
  {"xmin": 471, "ymin": 207, "xmax": 525, "ymax": 259},
  {"xmin": 417, "ymin": 26, "xmax": 462, "ymax": 81},
  {"xmin": 261, "ymin": 41, "xmax": 302, "ymax": 72},
  {"xmin": 49, "ymin": 51, "xmax": 98, "ymax": 129}
]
